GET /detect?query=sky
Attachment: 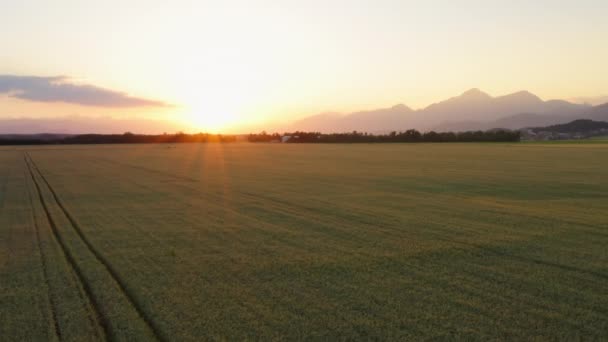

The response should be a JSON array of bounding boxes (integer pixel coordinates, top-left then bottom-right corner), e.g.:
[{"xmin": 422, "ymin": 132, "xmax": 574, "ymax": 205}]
[{"xmin": 1, "ymin": 0, "xmax": 608, "ymax": 132}]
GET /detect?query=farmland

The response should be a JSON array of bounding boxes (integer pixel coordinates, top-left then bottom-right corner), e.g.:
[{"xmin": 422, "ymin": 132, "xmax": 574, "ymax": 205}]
[{"xmin": 1, "ymin": 142, "xmax": 607, "ymax": 340}]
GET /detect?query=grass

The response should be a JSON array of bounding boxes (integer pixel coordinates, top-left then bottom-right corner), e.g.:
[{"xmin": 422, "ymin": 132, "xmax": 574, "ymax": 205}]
[{"xmin": 1, "ymin": 142, "xmax": 607, "ymax": 340}]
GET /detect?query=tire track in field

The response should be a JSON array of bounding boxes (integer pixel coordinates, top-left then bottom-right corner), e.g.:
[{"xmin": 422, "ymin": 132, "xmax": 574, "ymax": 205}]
[
  {"xmin": 24, "ymin": 165, "xmax": 62, "ymax": 341},
  {"xmin": 25, "ymin": 153, "xmax": 166, "ymax": 342},
  {"xmin": 24, "ymin": 154, "xmax": 106, "ymax": 341},
  {"xmin": 0, "ymin": 163, "xmax": 11, "ymax": 269}
]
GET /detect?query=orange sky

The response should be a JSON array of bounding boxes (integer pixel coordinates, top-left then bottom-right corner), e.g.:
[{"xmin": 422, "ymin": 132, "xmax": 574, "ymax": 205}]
[{"xmin": 2, "ymin": 0, "xmax": 608, "ymax": 132}]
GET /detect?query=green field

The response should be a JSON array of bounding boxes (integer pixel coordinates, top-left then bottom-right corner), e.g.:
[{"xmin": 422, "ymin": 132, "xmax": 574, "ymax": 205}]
[{"xmin": 1, "ymin": 143, "xmax": 607, "ymax": 340}]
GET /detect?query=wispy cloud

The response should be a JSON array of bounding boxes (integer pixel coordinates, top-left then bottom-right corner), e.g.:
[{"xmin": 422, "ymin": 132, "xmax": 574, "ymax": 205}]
[{"xmin": 0, "ymin": 75, "xmax": 168, "ymax": 107}]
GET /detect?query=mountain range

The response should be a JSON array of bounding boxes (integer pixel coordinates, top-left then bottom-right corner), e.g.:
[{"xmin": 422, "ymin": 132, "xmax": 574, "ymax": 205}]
[
  {"xmin": 288, "ymin": 89, "xmax": 608, "ymax": 133},
  {"xmin": 1, "ymin": 89, "xmax": 607, "ymax": 134}
]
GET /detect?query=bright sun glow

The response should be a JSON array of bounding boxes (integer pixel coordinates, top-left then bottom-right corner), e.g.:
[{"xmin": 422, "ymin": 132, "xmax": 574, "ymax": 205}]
[
  {"xmin": 2, "ymin": 1, "xmax": 607, "ymax": 134},
  {"xmin": 177, "ymin": 80, "xmax": 264, "ymax": 132},
  {"xmin": 182, "ymin": 101, "xmax": 241, "ymax": 133},
  {"xmin": 167, "ymin": 52, "xmax": 274, "ymax": 133}
]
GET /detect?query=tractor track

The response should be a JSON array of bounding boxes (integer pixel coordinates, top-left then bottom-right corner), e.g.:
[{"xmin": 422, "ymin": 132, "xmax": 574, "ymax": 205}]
[
  {"xmin": 24, "ymin": 154, "xmax": 106, "ymax": 341},
  {"xmin": 25, "ymin": 153, "xmax": 166, "ymax": 342},
  {"xmin": 24, "ymin": 166, "xmax": 62, "ymax": 341}
]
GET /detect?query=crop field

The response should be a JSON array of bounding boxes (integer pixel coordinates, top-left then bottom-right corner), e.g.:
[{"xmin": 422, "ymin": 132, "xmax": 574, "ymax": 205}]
[{"xmin": 1, "ymin": 142, "xmax": 607, "ymax": 340}]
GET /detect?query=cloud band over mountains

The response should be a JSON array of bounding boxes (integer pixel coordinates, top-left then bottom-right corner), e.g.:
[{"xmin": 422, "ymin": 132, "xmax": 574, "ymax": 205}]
[{"xmin": 0, "ymin": 75, "xmax": 168, "ymax": 107}]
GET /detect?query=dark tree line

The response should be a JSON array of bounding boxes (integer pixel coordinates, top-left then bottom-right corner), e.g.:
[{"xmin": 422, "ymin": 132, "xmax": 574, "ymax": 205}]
[
  {"xmin": 247, "ymin": 131, "xmax": 282, "ymax": 142},
  {"xmin": 63, "ymin": 132, "xmax": 236, "ymax": 144},
  {"xmin": 0, "ymin": 132, "xmax": 236, "ymax": 145},
  {"xmin": 248, "ymin": 129, "xmax": 520, "ymax": 143},
  {"xmin": 0, "ymin": 138, "xmax": 51, "ymax": 145},
  {"xmin": 0, "ymin": 128, "xmax": 520, "ymax": 146}
]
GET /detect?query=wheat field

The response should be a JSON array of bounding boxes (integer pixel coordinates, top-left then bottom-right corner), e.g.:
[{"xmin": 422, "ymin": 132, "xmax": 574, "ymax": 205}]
[{"xmin": 1, "ymin": 142, "xmax": 607, "ymax": 340}]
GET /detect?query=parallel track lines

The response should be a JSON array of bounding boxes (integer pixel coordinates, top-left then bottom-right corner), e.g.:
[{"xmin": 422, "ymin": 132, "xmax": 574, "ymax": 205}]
[
  {"xmin": 24, "ymin": 154, "xmax": 106, "ymax": 341},
  {"xmin": 24, "ymin": 166, "xmax": 62, "ymax": 341},
  {"xmin": 25, "ymin": 152, "xmax": 166, "ymax": 342}
]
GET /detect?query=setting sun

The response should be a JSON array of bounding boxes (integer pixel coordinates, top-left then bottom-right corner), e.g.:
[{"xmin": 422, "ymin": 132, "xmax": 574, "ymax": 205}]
[
  {"xmin": 2, "ymin": 1, "xmax": 607, "ymax": 133},
  {"xmin": 181, "ymin": 102, "xmax": 240, "ymax": 133},
  {"xmin": 176, "ymin": 81, "xmax": 263, "ymax": 132},
  {"xmin": 165, "ymin": 52, "xmax": 275, "ymax": 132}
]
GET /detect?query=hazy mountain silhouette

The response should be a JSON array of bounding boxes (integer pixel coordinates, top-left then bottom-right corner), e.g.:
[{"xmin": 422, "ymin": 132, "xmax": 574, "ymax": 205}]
[
  {"xmin": 2, "ymin": 90, "xmax": 605, "ymax": 134},
  {"xmin": 436, "ymin": 113, "xmax": 571, "ymax": 132},
  {"xmin": 291, "ymin": 104, "xmax": 414, "ymax": 132},
  {"xmin": 568, "ymin": 95, "xmax": 608, "ymax": 106},
  {"xmin": 584, "ymin": 102, "xmax": 608, "ymax": 122},
  {"xmin": 291, "ymin": 89, "xmax": 593, "ymax": 132},
  {"xmin": 425, "ymin": 88, "xmax": 522, "ymax": 122},
  {"xmin": 292, "ymin": 112, "xmax": 343, "ymax": 132},
  {"xmin": 436, "ymin": 100, "xmax": 603, "ymax": 132}
]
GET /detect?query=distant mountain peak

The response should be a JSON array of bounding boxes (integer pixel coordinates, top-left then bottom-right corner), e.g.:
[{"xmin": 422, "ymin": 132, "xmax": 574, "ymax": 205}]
[
  {"xmin": 503, "ymin": 90, "xmax": 542, "ymax": 100},
  {"xmin": 512, "ymin": 90, "xmax": 534, "ymax": 96},
  {"xmin": 390, "ymin": 103, "xmax": 412, "ymax": 111},
  {"xmin": 460, "ymin": 88, "xmax": 491, "ymax": 98}
]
